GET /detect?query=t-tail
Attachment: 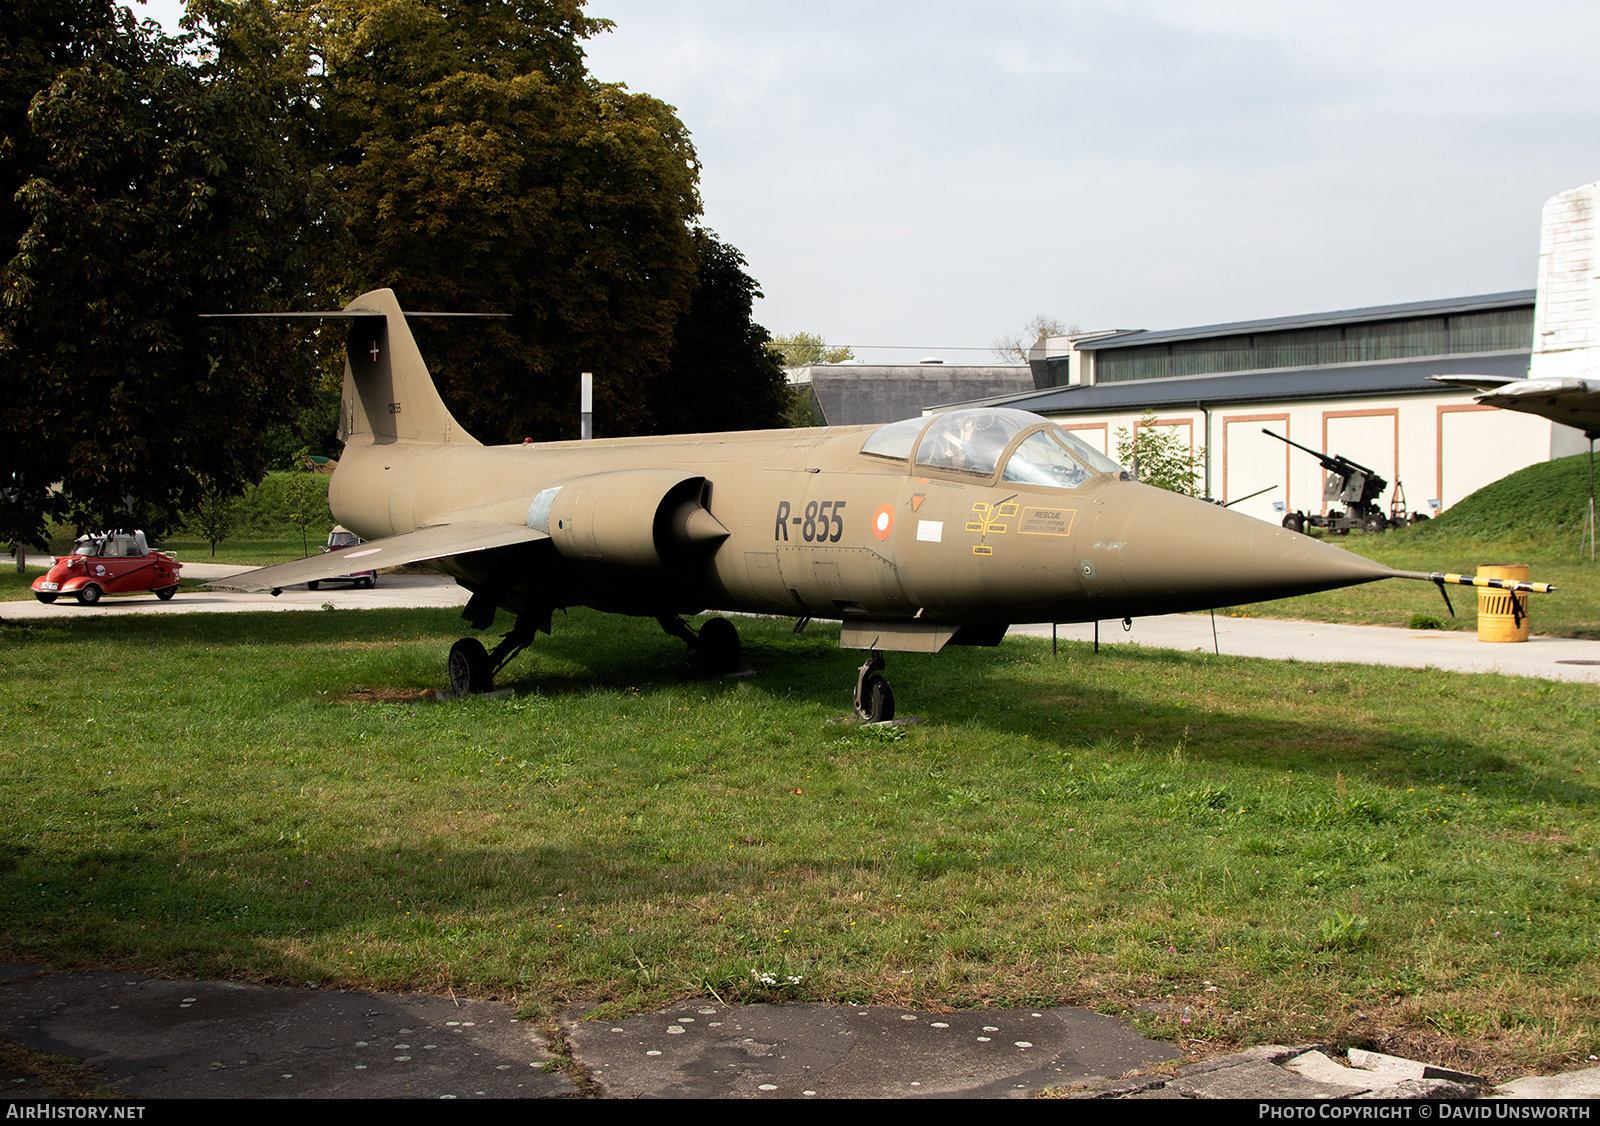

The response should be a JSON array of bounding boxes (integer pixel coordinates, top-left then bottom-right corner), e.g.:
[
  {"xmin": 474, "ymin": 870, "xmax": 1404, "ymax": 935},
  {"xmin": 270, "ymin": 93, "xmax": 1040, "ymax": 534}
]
[{"xmin": 338, "ymin": 288, "xmax": 480, "ymax": 448}]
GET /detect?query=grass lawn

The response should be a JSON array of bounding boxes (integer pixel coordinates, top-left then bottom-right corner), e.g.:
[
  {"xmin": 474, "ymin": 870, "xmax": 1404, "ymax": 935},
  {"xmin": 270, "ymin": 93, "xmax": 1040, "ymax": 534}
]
[{"xmin": 0, "ymin": 606, "xmax": 1594, "ymax": 1080}]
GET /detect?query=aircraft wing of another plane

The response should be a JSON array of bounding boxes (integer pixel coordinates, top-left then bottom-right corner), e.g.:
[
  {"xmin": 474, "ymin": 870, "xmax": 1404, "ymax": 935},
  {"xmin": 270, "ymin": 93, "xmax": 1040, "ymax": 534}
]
[
  {"xmin": 1427, "ymin": 373, "xmax": 1521, "ymax": 392},
  {"xmin": 1430, "ymin": 373, "xmax": 1600, "ymax": 435},
  {"xmin": 208, "ymin": 522, "xmax": 549, "ymax": 593}
]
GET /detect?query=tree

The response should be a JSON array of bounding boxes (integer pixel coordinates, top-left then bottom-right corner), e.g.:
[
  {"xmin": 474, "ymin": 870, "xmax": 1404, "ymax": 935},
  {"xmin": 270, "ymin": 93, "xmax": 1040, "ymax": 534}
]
[
  {"xmin": 187, "ymin": 480, "xmax": 240, "ymax": 557},
  {"xmin": 991, "ymin": 315, "xmax": 1077, "ymax": 364},
  {"xmin": 1115, "ymin": 411, "xmax": 1205, "ymax": 495},
  {"xmin": 644, "ymin": 230, "xmax": 789, "ymax": 434},
  {"xmin": 281, "ymin": 449, "xmax": 321, "ymax": 556},
  {"xmin": 284, "ymin": 0, "xmax": 704, "ymax": 443},
  {"xmin": 768, "ymin": 331, "xmax": 854, "ymax": 368},
  {"xmin": 0, "ymin": 0, "xmax": 330, "ymax": 547}
]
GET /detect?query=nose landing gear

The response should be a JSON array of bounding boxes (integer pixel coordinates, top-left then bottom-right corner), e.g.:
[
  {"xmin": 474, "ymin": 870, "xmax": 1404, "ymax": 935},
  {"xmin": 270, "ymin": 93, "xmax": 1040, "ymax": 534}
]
[{"xmin": 853, "ymin": 651, "xmax": 895, "ymax": 723}]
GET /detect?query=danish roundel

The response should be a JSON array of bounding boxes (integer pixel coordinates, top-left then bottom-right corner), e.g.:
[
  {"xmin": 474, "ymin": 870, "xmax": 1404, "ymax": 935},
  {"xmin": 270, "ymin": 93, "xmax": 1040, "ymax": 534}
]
[{"xmin": 872, "ymin": 503, "xmax": 895, "ymax": 541}]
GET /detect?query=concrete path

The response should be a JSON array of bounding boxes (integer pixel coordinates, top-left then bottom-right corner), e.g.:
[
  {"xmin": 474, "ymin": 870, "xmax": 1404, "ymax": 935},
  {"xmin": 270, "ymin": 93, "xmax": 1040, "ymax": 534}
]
[
  {"xmin": 1010, "ymin": 616, "xmax": 1600, "ymax": 683},
  {"xmin": 2, "ymin": 964, "xmax": 1595, "ymax": 1100},
  {"xmin": 2, "ymin": 555, "xmax": 470, "ymax": 619}
]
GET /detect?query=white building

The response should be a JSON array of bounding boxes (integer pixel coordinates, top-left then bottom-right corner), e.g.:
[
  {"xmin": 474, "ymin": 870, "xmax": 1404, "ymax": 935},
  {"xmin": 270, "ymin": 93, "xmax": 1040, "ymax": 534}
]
[{"xmin": 944, "ymin": 183, "xmax": 1600, "ymax": 525}]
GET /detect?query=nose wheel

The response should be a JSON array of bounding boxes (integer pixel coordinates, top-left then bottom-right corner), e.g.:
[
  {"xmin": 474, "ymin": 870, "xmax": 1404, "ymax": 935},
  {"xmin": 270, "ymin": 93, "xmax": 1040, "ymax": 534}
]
[{"xmin": 853, "ymin": 651, "xmax": 895, "ymax": 723}]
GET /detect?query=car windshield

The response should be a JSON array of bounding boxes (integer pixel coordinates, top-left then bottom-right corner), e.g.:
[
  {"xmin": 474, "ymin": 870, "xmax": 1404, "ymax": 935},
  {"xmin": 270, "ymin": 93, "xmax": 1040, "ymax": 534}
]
[
  {"xmin": 72, "ymin": 536, "xmax": 103, "ymax": 557},
  {"xmin": 329, "ymin": 532, "xmax": 360, "ymax": 549}
]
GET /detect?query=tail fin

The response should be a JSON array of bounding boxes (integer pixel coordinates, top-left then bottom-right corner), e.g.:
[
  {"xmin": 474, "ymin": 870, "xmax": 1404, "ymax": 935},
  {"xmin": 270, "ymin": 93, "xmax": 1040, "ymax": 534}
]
[{"xmin": 339, "ymin": 289, "xmax": 480, "ymax": 447}]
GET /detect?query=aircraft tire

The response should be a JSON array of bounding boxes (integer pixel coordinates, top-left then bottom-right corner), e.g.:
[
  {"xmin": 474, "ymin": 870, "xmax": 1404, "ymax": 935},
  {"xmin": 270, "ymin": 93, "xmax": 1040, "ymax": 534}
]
[
  {"xmin": 449, "ymin": 638, "xmax": 492, "ymax": 695},
  {"xmin": 857, "ymin": 673, "xmax": 895, "ymax": 724},
  {"xmin": 698, "ymin": 617, "xmax": 741, "ymax": 675},
  {"xmin": 155, "ymin": 586, "xmax": 176, "ymax": 601},
  {"xmin": 35, "ymin": 593, "xmax": 56, "ymax": 604},
  {"xmin": 77, "ymin": 584, "xmax": 101, "ymax": 605}
]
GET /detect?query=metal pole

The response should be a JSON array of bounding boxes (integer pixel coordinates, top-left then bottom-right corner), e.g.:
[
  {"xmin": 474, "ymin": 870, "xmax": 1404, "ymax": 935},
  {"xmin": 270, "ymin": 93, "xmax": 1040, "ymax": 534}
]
[
  {"xmin": 1052, "ymin": 623, "xmax": 1057, "ymax": 657},
  {"xmin": 1588, "ymin": 437, "xmax": 1596, "ymax": 562},
  {"xmin": 580, "ymin": 372, "xmax": 593, "ymax": 441}
]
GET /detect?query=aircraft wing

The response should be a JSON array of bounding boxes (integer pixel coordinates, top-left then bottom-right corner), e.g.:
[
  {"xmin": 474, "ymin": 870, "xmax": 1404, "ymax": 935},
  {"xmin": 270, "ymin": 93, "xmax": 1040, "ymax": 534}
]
[
  {"xmin": 208, "ymin": 522, "xmax": 549, "ymax": 593},
  {"xmin": 1427, "ymin": 373, "xmax": 1521, "ymax": 392},
  {"xmin": 1472, "ymin": 377, "xmax": 1600, "ymax": 435}
]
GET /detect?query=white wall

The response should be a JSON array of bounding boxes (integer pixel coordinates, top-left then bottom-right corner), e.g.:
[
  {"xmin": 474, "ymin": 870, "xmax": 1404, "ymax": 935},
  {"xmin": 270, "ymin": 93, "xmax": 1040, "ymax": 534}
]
[{"xmin": 1040, "ymin": 390, "xmax": 1559, "ymax": 523}]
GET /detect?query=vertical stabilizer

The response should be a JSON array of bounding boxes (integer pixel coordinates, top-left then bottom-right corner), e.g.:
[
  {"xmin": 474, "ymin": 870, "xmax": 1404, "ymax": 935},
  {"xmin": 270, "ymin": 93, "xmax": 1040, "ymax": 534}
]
[{"xmin": 338, "ymin": 289, "xmax": 480, "ymax": 447}]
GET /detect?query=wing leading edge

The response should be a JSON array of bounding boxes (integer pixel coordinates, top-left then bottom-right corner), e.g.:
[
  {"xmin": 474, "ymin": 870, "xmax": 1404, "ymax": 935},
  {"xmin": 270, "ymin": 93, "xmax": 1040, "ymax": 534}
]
[{"xmin": 208, "ymin": 522, "xmax": 549, "ymax": 593}]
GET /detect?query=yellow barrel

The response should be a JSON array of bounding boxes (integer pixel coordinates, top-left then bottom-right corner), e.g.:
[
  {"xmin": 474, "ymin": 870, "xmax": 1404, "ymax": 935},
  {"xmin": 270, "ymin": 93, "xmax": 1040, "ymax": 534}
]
[{"xmin": 1477, "ymin": 563, "xmax": 1530, "ymax": 643}]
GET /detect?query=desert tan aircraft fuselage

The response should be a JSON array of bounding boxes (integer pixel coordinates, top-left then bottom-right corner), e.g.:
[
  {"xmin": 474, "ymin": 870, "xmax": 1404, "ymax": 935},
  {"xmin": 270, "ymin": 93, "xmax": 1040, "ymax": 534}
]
[{"xmin": 223, "ymin": 290, "xmax": 1553, "ymax": 720}]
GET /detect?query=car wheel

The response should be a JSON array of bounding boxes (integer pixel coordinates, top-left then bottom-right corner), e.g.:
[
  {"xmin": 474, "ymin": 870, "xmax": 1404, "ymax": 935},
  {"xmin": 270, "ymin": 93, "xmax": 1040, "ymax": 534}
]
[
  {"xmin": 35, "ymin": 593, "xmax": 56, "ymax": 604},
  {"xmin": 155, "ymin": 586, "xmax": 176, "ymax": 601},
  {"xmin": 77, "ymin": 584, "xmax": 101, "ymax": 605},
  {"xmin": 307, "ymin": 581, "xmax": 320, "ymax": 591},
  {"xmin": 363, "ymin": 576, "xmax": 375, "ymax": 589}
]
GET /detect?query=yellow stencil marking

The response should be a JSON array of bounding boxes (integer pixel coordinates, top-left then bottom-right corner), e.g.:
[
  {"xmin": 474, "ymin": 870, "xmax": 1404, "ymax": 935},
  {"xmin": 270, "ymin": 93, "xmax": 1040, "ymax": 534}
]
[{"xmin": 966, "ymin": 501, "xmax": 1018, "ymax": 555}]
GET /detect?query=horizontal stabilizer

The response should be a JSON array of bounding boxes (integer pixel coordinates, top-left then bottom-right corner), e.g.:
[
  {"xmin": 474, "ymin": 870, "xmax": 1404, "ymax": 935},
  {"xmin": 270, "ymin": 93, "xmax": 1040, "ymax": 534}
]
[{"xmin": 207, "ymin": 522, "xmax": 549, "ymax": 593}]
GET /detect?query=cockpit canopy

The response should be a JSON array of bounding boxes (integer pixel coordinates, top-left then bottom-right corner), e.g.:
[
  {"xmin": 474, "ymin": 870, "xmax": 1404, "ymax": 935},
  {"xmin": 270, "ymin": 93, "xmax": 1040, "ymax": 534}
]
[{"xmin": 860, "ymin": 408, "xmax": 1122, "ymax": 488}]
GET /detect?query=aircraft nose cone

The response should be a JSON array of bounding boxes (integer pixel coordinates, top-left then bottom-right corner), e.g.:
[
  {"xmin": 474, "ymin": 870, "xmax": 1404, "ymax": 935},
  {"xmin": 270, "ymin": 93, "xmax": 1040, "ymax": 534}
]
[{"xmin": 1082, "ymin": 483, "xmax": 1393, "ymax": 617}]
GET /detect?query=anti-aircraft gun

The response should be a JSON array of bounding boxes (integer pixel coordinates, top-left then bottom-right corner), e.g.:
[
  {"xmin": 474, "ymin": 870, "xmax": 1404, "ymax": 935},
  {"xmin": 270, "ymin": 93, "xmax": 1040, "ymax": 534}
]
[{"xmin": 1262, "ymin": 428, "xmax": 1401, "ymax": 535}]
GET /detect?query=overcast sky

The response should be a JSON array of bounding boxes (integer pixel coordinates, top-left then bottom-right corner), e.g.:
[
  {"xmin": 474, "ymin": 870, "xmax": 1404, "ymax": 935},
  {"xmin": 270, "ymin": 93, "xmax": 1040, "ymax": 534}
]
[{"xmin": 124, "ymin": 1, "xmax": 1600, "ymax": 361}]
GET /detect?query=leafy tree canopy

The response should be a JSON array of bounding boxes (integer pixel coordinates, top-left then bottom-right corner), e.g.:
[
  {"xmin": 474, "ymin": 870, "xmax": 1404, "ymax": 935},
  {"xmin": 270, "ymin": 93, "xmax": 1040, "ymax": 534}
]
[
  {"xmin": 768, "ymin": 331, "xmax": 854, "ymax": 368},
  {"xmin": 285, "ymin": 0, "xmax": 706, "ymax": 442},
  {"xmin": 0, "ymin": 0, "xmax": 331, "ymax": 546},
  {"xmin": 645, "ymin": 230, "xmax": 789, "ymax": 435}
]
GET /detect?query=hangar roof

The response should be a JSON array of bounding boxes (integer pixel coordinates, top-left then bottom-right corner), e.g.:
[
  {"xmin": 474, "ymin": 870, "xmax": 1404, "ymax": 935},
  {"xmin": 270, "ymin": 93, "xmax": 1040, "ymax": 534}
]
[
  {"xmin": 942, "ymin": 350, "xmax": 1531, "ymax": 416},
  {"xmin": 1072, "ymin": 290, "xmax": 1536, "ymax": 352}
]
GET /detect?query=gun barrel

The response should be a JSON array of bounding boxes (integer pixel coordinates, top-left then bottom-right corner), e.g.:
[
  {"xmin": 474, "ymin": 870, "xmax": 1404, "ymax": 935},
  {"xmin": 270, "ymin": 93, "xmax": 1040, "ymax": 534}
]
[{"xmin": 1261, "ymin": 428, "xmax": 1380, "ymax": 479}]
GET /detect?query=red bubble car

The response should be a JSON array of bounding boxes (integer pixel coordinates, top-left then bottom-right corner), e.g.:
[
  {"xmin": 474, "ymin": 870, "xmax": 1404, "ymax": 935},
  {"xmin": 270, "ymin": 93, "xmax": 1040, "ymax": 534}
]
[{"xmin": 32, "ymin": 530, "xmax": 182, "ymax": 605}]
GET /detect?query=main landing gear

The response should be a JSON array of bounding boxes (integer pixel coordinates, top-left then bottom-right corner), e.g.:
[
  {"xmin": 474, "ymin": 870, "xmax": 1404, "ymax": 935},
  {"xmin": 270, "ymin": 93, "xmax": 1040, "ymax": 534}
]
[
  {"xmin": 448, "ymin": 613, "xmax": 544, "ymax": 695},
  {"xmin": 659, "ymin": 615, "xmax": 742, "ymax": 675},
  {"xmin": 853, "ymin": 651, "xmax": 895, "ymax": 724}
]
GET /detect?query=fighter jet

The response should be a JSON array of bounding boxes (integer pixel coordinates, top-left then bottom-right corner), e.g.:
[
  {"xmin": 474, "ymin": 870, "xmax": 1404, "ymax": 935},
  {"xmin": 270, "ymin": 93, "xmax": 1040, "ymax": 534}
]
[{"xmin": 219, "ymin": 290, "xmax": 1552, "ymax": 720}]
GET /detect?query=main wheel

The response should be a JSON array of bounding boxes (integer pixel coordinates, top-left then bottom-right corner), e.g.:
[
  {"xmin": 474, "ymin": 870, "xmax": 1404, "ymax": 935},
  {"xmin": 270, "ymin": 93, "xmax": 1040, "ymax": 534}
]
[
  {"xmin": 856, "ymin": 673, "xmax": 895, "ymax": 724},
  {"xmin": 155, "ymin": 586, "xmax": 176, "ymax": 601},
  {"xmin": 77, "ymin": 584, "xmax": 101, "ymax": 605},
  {"xmin": 448, "ymin": 637, "xmax": 493, "ymax": 695},
  {"xmin": 697, "ymin": 616, "xmax": 741, "ymax": 675},
  {"xmin": 35, "ymin": 593, "xmax": 56, "ymax": 604}
]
